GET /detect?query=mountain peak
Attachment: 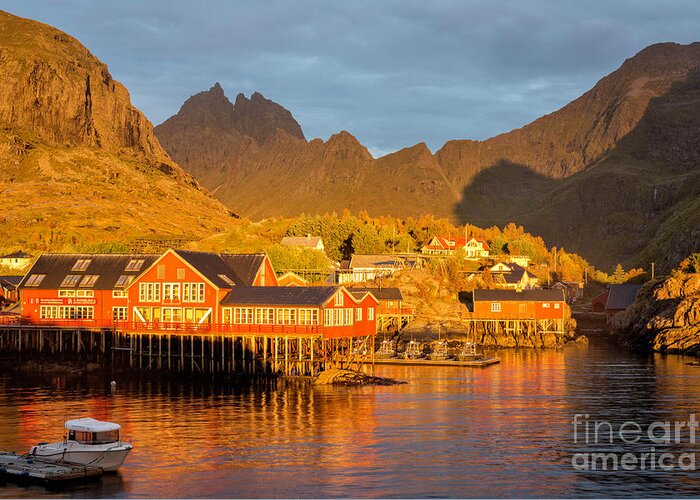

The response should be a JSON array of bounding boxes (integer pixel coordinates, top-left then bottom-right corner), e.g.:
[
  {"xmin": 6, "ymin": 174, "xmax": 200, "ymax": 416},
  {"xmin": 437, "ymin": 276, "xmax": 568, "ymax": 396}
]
[{"xmin": 230, "ymin": 90, "xmax": 305, "ymax": 143}]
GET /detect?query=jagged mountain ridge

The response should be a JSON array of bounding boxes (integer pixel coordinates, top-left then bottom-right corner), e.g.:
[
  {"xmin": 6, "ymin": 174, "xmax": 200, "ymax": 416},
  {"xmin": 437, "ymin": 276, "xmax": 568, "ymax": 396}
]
[
  {"xmin": 0, "ymin": 10, "xmax": 235, "ymax": 252},
  {"xmin": 156, "ymin": 42, "xmax": 700, "ymax": 270}
]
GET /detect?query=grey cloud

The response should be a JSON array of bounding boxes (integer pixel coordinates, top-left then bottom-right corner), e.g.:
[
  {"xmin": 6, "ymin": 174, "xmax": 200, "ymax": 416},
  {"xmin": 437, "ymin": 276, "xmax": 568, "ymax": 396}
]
[{"xmin": 6, "ymin": 0, "xmax": 700, "ymax": 155}]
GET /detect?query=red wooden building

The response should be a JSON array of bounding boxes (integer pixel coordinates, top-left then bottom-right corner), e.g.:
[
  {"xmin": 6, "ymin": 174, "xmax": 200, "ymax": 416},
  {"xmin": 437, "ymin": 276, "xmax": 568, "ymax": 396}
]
[
  {"xmin": 218, "ymin": 286, "xmax": 378, "ymax": 339},
  {"xmin": 18, "ymin": 253, "xmax": 159, "ymax": 327},
  {"xmin": 471, "ymin": 289, "xmax": 569, "ymax": 320},
  {"xmin": 123, "ymin": 249, "xmax": 277, "ymax": 327},
  {"xmin": 17, "ymin": 249, "xmax": 377, "ymax": 340}
]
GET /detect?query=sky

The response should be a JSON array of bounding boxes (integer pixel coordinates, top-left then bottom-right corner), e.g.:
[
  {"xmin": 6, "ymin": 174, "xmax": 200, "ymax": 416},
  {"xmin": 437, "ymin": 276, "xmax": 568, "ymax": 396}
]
[{"xmin": 6, "ymin": 1, "xmax": 700, "ymax": 156}]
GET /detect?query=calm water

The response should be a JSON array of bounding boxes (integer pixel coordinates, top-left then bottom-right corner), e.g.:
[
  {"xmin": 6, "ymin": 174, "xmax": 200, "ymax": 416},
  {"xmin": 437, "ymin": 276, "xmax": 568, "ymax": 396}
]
[{"xmin": 2, "ymin": 339, "xmax": 700, "ymax": 498}]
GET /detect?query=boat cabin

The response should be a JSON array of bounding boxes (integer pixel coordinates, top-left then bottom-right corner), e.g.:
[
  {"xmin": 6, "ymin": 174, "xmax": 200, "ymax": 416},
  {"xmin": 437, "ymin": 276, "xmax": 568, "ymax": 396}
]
[{"xmin": 65, "ymin": 418, "xmax": 121, "ymax": 444}]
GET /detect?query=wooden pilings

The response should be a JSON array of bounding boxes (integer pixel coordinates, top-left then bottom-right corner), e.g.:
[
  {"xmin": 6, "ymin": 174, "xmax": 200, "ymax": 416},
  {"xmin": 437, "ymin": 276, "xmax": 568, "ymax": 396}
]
[
  {"xmin": 0, "ymin": 326, "xmax": 364, "ymax": 377},
  {"xmin": 463, "ymin": 318, "xmax": 565, "ymax": 347}
]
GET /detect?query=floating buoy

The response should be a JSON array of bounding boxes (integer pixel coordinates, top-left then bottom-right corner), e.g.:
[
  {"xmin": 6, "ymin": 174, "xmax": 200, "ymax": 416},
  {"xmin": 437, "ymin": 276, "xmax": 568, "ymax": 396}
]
[{"xmin": 110, "ymin": 381, "xmax": 117, "ymax": 393}]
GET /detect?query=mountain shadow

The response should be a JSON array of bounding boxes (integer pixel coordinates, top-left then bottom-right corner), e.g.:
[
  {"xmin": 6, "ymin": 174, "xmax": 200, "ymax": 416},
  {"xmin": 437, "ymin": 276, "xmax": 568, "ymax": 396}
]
[{"xmin": 454, "ymin": 67, "xmax": 700, "ymax": 271}]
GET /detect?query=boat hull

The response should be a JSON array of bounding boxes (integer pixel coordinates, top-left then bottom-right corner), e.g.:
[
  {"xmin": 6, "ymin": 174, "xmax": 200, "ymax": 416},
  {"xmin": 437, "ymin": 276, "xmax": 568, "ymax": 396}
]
[{"xmin": 29, "ymin": 442, "xmax": 132, "ymax": 472}]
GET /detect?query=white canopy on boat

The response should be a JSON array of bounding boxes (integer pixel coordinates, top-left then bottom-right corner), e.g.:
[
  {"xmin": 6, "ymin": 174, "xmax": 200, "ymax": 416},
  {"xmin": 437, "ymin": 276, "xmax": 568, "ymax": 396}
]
[{"xmin": 64, "ymin": 418, "xmax": 121, "ymax": 432}]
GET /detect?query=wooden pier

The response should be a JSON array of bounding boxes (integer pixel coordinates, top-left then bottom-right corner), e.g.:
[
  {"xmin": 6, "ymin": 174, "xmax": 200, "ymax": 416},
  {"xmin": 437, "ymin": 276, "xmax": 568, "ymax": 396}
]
[
  {"xmin": 0, "ymin": 453, "xmax": 103, "ymax": 485},
  {"xmin": 368, "ymin": 357, "xmax": 500, "ymax": 367},
  {"xmin": 0, "ymin": 324, "xmax": 374, "ymax": 377}
]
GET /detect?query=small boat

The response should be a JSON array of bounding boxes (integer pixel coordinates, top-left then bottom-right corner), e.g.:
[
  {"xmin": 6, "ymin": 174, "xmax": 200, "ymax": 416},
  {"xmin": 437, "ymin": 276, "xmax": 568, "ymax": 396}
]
[
  {"xmin": 375, "ymin": 338, "xmax": 397, "ymax": 359},
  {"xmin": 456, "ymin": 342, "xmax": 484, "ymax": 361},
  {"xmin": 28, "ymin": 418, "xmax": 132, "ymax": 472},
  {"xmin": 404, "ymin": 340, "xmax": 424, "ymax": 360},
  {"xmin": 428, "ymin": 327, "xmax": 451, "ymax": 361},
  {"xmin": 428, "ymin": 340, "xmax": 450, "ymax": 361}
]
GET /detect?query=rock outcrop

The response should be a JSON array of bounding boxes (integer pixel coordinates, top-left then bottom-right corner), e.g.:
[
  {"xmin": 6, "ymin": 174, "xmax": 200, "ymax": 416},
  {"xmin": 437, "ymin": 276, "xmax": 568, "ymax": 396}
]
[
  {"xmin": 0, "ymin": 10, "xmax": 235, "ymax": 252},
  {"xmin": 613, "ymin": 256, "xmax": 700, "ymax": 352}
]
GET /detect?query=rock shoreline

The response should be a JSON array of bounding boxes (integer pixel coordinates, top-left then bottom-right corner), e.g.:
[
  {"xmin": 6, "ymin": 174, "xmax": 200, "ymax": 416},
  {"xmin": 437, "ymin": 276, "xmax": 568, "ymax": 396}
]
[{"xmin": 613, "ymin": 265, "xmax": 700, "ymax": 353}]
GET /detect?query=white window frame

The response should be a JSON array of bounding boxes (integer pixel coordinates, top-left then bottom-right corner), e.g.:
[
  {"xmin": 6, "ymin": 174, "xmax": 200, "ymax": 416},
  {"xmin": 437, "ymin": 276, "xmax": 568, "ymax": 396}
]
[{"xmin": 491, "ymin": 302, "xmax": 502, "ymax": 313}]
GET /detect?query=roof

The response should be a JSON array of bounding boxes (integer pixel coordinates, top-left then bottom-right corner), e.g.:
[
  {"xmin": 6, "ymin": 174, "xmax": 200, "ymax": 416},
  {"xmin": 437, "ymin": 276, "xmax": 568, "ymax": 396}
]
[
  {"xmin": 473, "ymin": 289, "xmax": 565, "ymax": 302},
  {"xmin": 422, "ymin": 236, "xmax": 490, "ymax": 251},
  {"xmin": 605, "ymin": 284, "xmax": 641, "ymax": 310},
  {"xmin": 348, "ymin": 254, "xmax": 403, "ymax": 269},
  {"xmin": 281, "ymin": 236, "xmax": 323, "ymax": 248},
  {"xmin": 348, "ymin": 287, "xmax": 404, "ymax": 301},
  {"xmin": 65, "ymin": 418, "xmax": 120, "ymax": 432},
  {"xmin": 502, "ymin": 263, "xmax": 527, "ymax": 284},
  {"xmin": 0, "ymin": 276, "xmax": 23, "ymax": 289},
  {"xmin": 0, "ymin": 251, "xmax": 32, "ymax": 259},
  {"xmin": 174, "ymin": 250, "xmax": 266, "ymax": 288},
  {"xmin": 221, "ymin": 286, "xmax": 340, "ymax": 306},
  {"xmin": 19, "ymin": 253, "xmax": 159, "ymax": 290}
]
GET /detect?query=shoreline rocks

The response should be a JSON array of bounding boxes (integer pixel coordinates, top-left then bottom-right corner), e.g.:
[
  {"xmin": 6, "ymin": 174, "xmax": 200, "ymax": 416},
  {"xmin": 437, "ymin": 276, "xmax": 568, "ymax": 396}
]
[
  {"xmin": 613, "ymin": 265, "xmax": 700, "ymax": 353},
  {"xmin": 314, "ymin": 368, "xmax": 406, "ymax": 386}
]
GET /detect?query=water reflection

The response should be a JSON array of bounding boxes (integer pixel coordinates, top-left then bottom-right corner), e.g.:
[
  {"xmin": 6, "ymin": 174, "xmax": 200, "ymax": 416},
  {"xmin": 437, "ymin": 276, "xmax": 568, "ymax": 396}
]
[{"xmin": 1, "ymin": 340, "xmax": 700, "ymax": 497}]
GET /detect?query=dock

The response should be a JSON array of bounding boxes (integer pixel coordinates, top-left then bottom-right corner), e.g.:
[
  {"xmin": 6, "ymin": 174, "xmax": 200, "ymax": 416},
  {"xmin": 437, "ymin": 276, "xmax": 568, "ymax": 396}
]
[
  {"xmin": 371, "ymin": 357, "xmax": 500, "ymax": 367},
  {"xmin": 0, "ymin": 453, "xmax": 103, "ymax": 485}
]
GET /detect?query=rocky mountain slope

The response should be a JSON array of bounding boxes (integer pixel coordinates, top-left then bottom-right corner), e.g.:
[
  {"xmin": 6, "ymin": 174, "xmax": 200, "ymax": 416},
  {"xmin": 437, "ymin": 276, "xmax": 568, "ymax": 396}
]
[
  {"xmin": 0, "ymin": 10, "xmax": 235, "ymax": 252},
  {"xmin": 156, "ymin": 43, "xmax": 700, "ymax": 271},
  {"xmin": 613, "ymin": 255, "xmax": 700, "ymax": 353}
]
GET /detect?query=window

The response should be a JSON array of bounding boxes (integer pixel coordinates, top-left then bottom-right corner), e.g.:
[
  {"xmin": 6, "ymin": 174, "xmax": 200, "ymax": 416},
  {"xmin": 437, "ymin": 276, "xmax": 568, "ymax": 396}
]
[
  {"xmin": 554, "ymin": 303, "xmax": 560, "ymax": 309},
  {"xmin": 40, "ymin": 305, "xmax": 93, "ymax": 320},
  {"xmin": 24, "ymin": 274, "xmax": 46, "ymax": 286},
  {"xmin": 276, "ymin": 308, "xmax": 297, "ymax": 325},
  {"xmin": 162, "ymin": 308, "xmax": 183, "ymax": 322},
  {"xmin": 112, "ymin": 290, "xmax": 128, "ymax": 298},
  {"xmin": 115, "ymin": 275, "xmax": 134, "ymax": 288},
  {"xmin": 183, "ymin": 283, "xmax": 205, "ymax": 302},
  {"xmin": 218, "ymin": 274, "xmax": 236, "ymax": 287},
  {"xmin": 139, "ymin": 283, "xmax": 161, "ymax": 302},
  {"xmin": 356, "ymin": 308, "xmax": 363, "ymax": 321},
  {"xmin": 59, "ymin": 290, "xmax": 76, "ymax": 298},
  {"xmin": 222, "ymin": 308, "xmax": 232, "ymax": 324},
  {"xmin": 163, "ymin": 283, "xmax": 181, "ymax": 301},
  {"xmin": 255, "ymin": 308, "xmax": 274, "ymax": 324},
  {"xmin": 79, "ymin": 275, "xmax": 99, "ymax": 287},
  {"xmin": 76, "ymin": 290, "xmax": 94, "ymax": 297},
  {"xmin": 324, "ymin": 309, "xmax": 332, "ymax": 326},
  {"xmin": 125, "ymin": 259, "xmax": 145, "ymax": 272},
  {"xmin": 60, "ymin": 275, "xmax": 82, "ymax": 287},
  {"xmin": 112, "ymin": 307, "xmax": 128, "ymax": 321},
  {"xmin": 299, "ymin": 309, "xmax": 319, "ymax": 325},
  {"xmin": 368, "ymin": 308, "xmax": 374, "ymax": 321},
  {"xmin": 71, "ymin": 259, "xmax": 91, "ymax": 271},
  {"xmin": 344, "ymin": 308, "xmax": 353, "ymax": 326},
  {"xmin": 335, "ymin": 293, "xmax": 344, "ymax": 307},
  {"xmin": 157, "ymin": 265, "xmax": 165, "ymax": 279},
  {"xmin": 234, "ymin": 307, "xmax": 254, "ymax": 324},
  {"xmin": 491, "ymin": 302, "xmax": 502, "ymax": 313},
  {"xmin": 177, "ymin": 268, "xmax": 185, "ymax": 280},
  {"xmin": 542, "ymin": 303, "xmax": 550, "ymax": 308}
]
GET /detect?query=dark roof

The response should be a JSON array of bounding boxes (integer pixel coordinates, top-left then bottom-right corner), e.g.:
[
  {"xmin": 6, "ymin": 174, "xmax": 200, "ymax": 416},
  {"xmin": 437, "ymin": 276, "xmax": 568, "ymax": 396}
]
[
  {"xmin": 1, "ymin": 251, "xmax": 32, "ymax": 259},
  {"xmin": 348, "ymin": 287, "xmax": 404, "ymax": 301},
  {"xmin": 221, "ymin": 286, "xmax": 339, "ymax": 306},
  {"xmin": 502, "ymin": 264, "xmax": 527, "ymax": 284},
  {"xmin": 0, "ymin": 276, "xmax": 23, "ymax": 289},
  {"xmin": 220, "ymin": 254, "xmax": 266, "ymax": 286},
  {"xmin": 174, "ymin": 250, "xmax": 266, "ymax": 288},
  {"xmin": 473, "ymin": 289, "xmax": 565, "ymax": 302},
  {"xmin": 18, "ymin": 254, "xmax": 159, "ymax": 290},
  {"xmin": 605, "ymin": 284, "xmax": 641, "ymax": 310}
]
